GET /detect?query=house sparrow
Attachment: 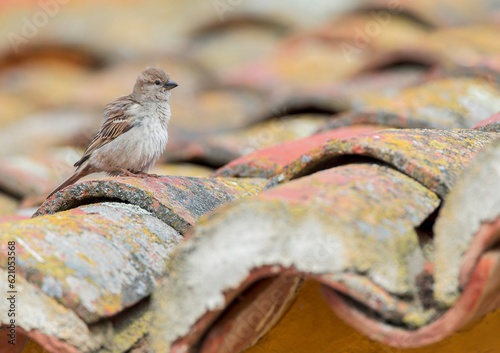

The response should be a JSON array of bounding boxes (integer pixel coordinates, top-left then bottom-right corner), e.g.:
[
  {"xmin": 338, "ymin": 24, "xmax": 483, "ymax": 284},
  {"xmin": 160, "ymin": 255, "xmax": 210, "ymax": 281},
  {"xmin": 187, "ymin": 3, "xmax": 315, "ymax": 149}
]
[{"xmin": 47, "ymin": 67, "xmax": 178, "ymax": 198}]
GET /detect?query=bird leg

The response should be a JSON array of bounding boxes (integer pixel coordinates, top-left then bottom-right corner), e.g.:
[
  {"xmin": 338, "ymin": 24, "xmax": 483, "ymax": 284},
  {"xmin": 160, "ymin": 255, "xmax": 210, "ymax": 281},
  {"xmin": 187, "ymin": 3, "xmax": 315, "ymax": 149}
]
[{"xmin": 117, "ymin": 168, "xmax": 138, "ymax": 177}]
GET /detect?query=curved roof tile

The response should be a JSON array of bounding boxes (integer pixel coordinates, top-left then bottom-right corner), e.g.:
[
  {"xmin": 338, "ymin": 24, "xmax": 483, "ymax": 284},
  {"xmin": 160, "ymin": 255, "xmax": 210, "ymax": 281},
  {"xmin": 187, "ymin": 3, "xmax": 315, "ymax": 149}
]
[
  {"xmin": 0, "ymin": 267, "xmax": 104, "ymax": 353},
  {"xmin": 34, "ymin": 176, "xmax": 267, "ymax": 234},
  {"xmin": 0, "ymin": 175, "xmax": 266, "ymax": 352},
  {"xmin": 151, "ymin": 163, "xmax": 440, "ymax": 351},
  {"xmin": 473, "ymin": 112, "xmax": 500, "ymax": 132},
  {"xmin": 434, "ymin": 138, "xmax": 500, "ymax": 306},
  {"xmin": 1, "ymin": 203, "xmax": 182, "ymax": 324},
  {"xmin": 214, "ymin": 125, "xmax": 384, "ymax": 178},
  {"xmin": 216, "ymin": 128, "xmax": 498, "ymax": 198}
]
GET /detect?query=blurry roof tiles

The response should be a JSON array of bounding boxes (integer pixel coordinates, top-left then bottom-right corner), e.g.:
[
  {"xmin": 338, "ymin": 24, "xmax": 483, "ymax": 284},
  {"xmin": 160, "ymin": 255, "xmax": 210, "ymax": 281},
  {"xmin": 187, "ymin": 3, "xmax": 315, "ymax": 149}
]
[{"xmin": 1, "ymin": 1, "xmax": 500, "ymax": 353}]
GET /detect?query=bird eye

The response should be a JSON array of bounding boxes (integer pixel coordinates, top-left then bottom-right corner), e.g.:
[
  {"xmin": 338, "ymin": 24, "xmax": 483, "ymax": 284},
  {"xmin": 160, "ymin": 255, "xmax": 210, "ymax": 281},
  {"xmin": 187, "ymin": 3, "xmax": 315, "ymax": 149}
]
[{"xmin": 155, "ymin": 80, "xmax": 161, "ymax": 85}]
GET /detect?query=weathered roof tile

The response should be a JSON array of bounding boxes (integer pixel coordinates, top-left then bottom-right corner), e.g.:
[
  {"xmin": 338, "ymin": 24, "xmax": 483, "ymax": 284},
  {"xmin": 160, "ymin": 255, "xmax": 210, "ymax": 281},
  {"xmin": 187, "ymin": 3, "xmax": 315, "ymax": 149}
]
[
  {"xmin": 1, "ymin": 203, "xmax": 182, "ymax": 323},
  {"xmin": 0, "ymin": 173, "xmax": 267, "ymax": 352},
  {"xmin": 151, "ymin": 162, "xmax": 440, "ymax": 351},
  {"xmin": 434, "ymin": 137, "xmax": 500, "ymax": 306},
  {"xmin": 2, "ymin": 1, "xmax": 500, "ymax": 352},
  {"xmin": 473, "ymin": 112, "xmax": 500, "ymax": 132},
  {"xmin": 35, "ymin": 176, "xmax": 267, "ymax": 234},
  {"xmin": 213, "ymin": 125, "xmax": 385, "ymax": 178},
  {"xmin": 0, "ymin": 267, "xmax": 108, "ymax": 353},
  {"xmin": 217, "ymin": 128, "xmax": 498, "ymax": 198}
]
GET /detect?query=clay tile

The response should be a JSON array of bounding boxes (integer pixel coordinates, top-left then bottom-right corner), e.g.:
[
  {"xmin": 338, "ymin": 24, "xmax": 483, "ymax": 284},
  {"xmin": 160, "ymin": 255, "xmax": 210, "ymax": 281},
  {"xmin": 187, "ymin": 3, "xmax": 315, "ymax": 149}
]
[
  {"xmin": 35, "ymin": 176, "xmax": 267, "ymax": 234},
  {"xmin": 421, "ymin": 24, "xmax": 500, "ymax": 68},
  {"xmin": 434, "ymin": 138, "xmax": 500, "ymax": 307},
  {"xmin": 0, "ymin": 267, "xmax": 107, "ymax": 352},
  {"xmin": 217, "ymin": 128, "xmax": 497, "ymax": 198},
  {"xmin": 150, "ymin": 162, "xmax": 440, "ymax": 351},
  {"xmin": 213, "ymin": 125, "xmax": 386, "ymax": 178},
  {"xmin": 168, "ymin": 85, "xmax": 269, "ymax": 135},
  {"xmin": 317, "ymin": 66, "xmax": 500, "ymax": 131},
  {"xmin": 473, "ymin": 112, "xmax": 500, "ymax": 132},
  {"xmin": 0, "ymin": 193, "xmax": 18, "ymax": 219},
  {"xmin": 150, "ymin": 132, "xmax": 500, "ymax": 352},
  {"xmin": 185, "ymin": 16, "xmax": 291, "ymax": 76},
  {"xmin": 371, "ymin": 0, "xmax": 498, "ymax": 26},
  {"xmin": 0, "ymin": 174, "xmax": 266, "ymax": 352},
  {"xmin": 325, "ymin": 137, "xmax": 500, "ymax": 348},
  {"xmin": 0, "ymin": 214, "xmax": 28, "ymax": 225},
  {"xmin": 1, "ymin": 202, "xmax": 182, "ymax": 324},
  {"xmin": 326, "ymin": 74, "xmax": 500, "ymax": 130}
]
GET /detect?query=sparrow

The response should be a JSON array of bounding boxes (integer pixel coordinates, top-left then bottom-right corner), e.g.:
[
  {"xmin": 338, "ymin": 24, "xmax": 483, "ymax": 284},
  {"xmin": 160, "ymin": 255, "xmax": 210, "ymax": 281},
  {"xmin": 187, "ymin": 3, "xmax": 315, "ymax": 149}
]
[{"xmin": 47, "ymin": 67, "xmax": 178, "ymax": 198}]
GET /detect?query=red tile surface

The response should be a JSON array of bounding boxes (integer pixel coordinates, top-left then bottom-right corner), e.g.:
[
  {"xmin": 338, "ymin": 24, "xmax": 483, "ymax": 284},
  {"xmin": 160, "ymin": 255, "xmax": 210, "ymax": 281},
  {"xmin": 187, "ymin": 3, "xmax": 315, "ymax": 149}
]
[
  {"xmin": 473, "ymin": 112, "xmax": 500, "ymax": 132},
  {"xmin": 214, "ymin": 125, "xmax": 385, "ymax": 178}
]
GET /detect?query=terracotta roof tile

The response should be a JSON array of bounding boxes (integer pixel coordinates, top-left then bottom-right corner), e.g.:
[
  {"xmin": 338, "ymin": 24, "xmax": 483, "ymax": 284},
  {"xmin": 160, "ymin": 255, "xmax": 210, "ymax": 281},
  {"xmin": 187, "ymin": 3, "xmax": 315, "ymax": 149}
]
[
  {"xmin": 0, "ymin": 157, "xmax": 54, "ymax": 199},
  {"xmin": 369, "ymin": 0, "xmax": 500, "ymax": 26},
  {"xmin": 151, "ymin": 163, "xmax": 214, "ymax": 178},
  {"xmin": 216, "ymin": 128, "xmax": 498, "ymax": 197},
  {"xmin": 151, "ymin": 162, "xmax": 440, "ymax": 350},
  {"xmin": 213, "ymin": 125, "xmax": 386, "ymax": 178},
  {"xmin": 0, "ymin": 266, "xmax": 104, "ymax": 352},
  {"xmin": 150, "ymin": 132, "xmax": 500, "ymax": 351},
  {"xmin": 0, "ymin": 214, "xmax": 28, "ymax": 224},
  {"xmin": 0, "ymin": 193, "xmax": 18, "ymax": 218},
  {"xmin": 35, "ymin": 176, "xmax": 267, "ymax": 234},
  {"xmin": 2, "ymin": 1, "xmax": 500, "ymax": 352},
  {"xmin": 2, "ymin": 202, "xmax": 182, "ymax": 323},
  {"xmin": 0, "ymin": 175, "xmax": 265, "ymax": 351},
  {"xmin": 434, "ymin": 138, "xmax": 500, "ymax": 306},
  {"xmin": 473, "ymin": 112, "xmax": 500, "ymax": 132}
]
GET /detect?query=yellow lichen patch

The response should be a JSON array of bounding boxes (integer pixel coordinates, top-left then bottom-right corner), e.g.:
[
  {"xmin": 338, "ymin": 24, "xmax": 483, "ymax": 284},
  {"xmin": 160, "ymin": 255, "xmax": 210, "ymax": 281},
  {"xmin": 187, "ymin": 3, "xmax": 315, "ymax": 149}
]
[
  {"xmin": 245, "ymin": 280, "xmax": 500, "ymax": 353},
  {"xmin": 222, "ymin": 178, "xmax": 268, "ymax": 196}
]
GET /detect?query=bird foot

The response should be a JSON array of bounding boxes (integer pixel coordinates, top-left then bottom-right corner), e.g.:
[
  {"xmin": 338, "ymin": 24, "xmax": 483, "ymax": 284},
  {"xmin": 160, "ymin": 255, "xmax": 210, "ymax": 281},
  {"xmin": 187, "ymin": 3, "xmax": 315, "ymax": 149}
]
[
  {"xmin": 136, "ymin": 171, "xmax": 161, "ymax": 178},
  {"xmin": 117, "ymin": 168, "xmax": 137, "ymax": 177},
  {"xmin": 116, "ymin": 168, "xmax": 161, "ymax": 179}
]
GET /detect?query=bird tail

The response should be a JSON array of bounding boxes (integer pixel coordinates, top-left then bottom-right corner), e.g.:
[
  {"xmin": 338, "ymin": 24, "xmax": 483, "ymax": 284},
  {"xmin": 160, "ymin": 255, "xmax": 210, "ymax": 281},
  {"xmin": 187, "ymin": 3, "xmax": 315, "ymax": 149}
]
[{"xmin": 46, "ymin": 165, "xmax": 93, "ymax": 199}]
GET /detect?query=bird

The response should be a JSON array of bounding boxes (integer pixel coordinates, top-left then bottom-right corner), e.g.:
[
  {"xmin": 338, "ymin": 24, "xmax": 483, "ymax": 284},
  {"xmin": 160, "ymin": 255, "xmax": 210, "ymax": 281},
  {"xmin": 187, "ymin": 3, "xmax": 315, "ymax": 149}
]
[{"xmin": 47, "ymin": 67, "xmax": 178, "ymax": 198}]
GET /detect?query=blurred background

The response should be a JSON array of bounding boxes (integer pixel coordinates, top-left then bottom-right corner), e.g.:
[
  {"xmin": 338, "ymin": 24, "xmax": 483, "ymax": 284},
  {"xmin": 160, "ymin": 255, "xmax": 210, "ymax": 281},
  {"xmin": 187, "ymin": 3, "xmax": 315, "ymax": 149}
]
[{"xmin": 1, "ymin": 0, "xmax": 500, "ymax": 215}]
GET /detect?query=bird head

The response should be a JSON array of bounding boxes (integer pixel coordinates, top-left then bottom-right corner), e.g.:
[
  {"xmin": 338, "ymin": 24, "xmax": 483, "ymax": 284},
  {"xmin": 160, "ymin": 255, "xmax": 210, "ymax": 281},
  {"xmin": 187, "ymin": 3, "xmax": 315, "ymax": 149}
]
[{"xmin": 133, "ymin": 67, "xmax": 178, "ymax": 102}]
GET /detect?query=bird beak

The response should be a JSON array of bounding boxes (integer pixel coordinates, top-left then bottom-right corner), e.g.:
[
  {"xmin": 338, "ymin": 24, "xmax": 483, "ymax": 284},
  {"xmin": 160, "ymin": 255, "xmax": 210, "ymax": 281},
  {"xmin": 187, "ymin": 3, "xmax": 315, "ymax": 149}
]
[{"xmin": 164, "ymin": 81, "xmax": 178, "ymax": 90}]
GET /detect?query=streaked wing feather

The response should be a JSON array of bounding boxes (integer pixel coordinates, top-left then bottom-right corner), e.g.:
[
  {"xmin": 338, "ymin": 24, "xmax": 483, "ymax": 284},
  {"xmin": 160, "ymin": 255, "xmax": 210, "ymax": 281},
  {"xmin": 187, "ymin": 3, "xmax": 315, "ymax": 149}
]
[{"xmin": 74, "ymin": 96, "xmax": 137, "ymax": 168}]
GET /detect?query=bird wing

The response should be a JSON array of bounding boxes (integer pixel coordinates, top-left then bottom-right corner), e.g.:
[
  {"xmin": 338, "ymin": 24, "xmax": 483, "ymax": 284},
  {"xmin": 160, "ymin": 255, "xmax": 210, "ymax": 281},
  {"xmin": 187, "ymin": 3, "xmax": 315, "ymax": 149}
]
[{"xmin": 74, "ymin": 96, "xmax": 138, "ymax": 168}]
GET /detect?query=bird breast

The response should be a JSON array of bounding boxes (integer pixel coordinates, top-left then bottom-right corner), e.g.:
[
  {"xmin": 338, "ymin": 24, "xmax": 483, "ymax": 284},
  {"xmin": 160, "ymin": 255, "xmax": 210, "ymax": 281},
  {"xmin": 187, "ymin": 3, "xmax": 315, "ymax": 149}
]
[{"xmin": 90, "ymin": 102, "xmax": 171, "ymax": 174}]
